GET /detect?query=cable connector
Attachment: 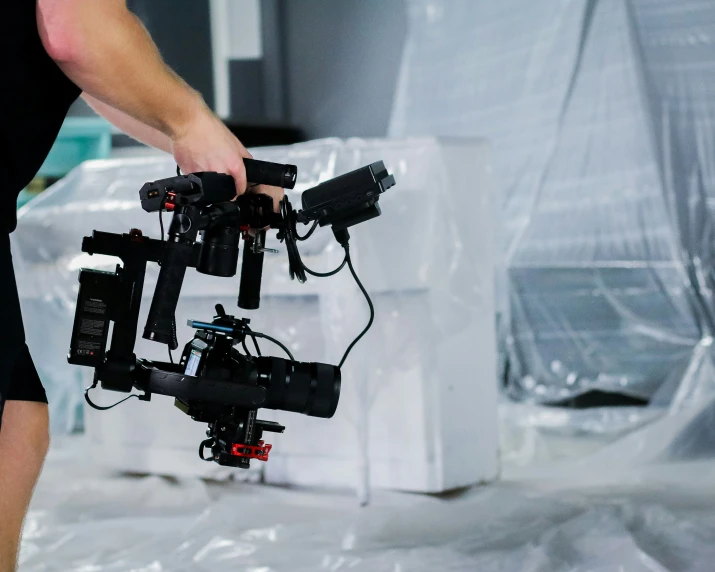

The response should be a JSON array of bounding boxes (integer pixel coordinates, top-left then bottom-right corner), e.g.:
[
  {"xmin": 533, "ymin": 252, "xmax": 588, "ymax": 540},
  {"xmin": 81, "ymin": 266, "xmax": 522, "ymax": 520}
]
[{"xmin": 333, "ymin": 227, "xmax": 351, "ymax": 247}]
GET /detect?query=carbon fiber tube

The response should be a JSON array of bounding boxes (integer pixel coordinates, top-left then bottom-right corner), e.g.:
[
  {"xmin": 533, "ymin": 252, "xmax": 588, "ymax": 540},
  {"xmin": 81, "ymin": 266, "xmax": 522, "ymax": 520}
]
[{"xmin": 238, "ymin": 237, "xmax": 264, "ymax": 310}]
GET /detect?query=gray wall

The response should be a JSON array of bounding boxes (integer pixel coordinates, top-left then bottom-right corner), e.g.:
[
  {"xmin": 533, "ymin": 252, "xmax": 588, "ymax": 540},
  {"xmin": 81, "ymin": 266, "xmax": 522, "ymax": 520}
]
[
  {"xmin": 281, "ymin": 0, "xmax": 407, "ymax": 139},
  {"xmin": 128, "ymin": 0, "xmax": 215, "ymax": 108},
  {"xmin": 70, "ymin": 0, "xmax": 408, "ymax": 140}
]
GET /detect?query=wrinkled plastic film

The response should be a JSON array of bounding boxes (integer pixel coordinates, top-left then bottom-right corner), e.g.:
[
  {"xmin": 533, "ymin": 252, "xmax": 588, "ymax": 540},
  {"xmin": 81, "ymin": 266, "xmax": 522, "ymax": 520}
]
[
  {"xmin": 389, "ymin": 0, "xmax": 715, "ymax": 411},
  {"xmin": 21, "ymin": 435, "xmax": 715, "ymax": 571}
]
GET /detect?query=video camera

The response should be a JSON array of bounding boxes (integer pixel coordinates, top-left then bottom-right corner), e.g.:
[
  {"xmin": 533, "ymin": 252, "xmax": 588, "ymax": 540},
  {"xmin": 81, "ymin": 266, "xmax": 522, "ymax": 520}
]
[{"xmin": 68, "ymin": 158, "xmax": 395, "ymax": 468}]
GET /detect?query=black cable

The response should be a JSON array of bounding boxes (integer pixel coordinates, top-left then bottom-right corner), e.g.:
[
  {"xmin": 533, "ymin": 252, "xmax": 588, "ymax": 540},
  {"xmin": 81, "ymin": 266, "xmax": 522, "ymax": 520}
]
[
  {"xmin": 168, "ymin": 347, "xmax": 174, "ymax": 365},
  {"xmin": 280, "ymin": 199, "xmax": 307, "ymax": 283},
  {"xmin": 280, "ymin": 199, "xmax": 345, "ymax": 280},
  {"xmin": 248, "ymin": 330, "xmax": 293, "ymax": 360},
  {"xmin": 158, "ymin": 192, "xmax": 169, "ymax": 245},
  {"xmin": 246, "ymin": 328, "xmax": 263, "ymax": 357},
  {"xmin": 285, "ymin": 235, "xmax": 307, "ymax": 283},
  {"xmin": 277, "ymin": 199, "xmax": 374, "ymax": 367},
  {"xmin": 339, "ymin": 247, "xmax": 375, "ymax": 369},
  {"xmin": 199, "ymin": 438, "xmax": 215, "ymax": 461},
  {"xmin": 85, "ymin": 383, "xmax": 140, "ymax": 411},
  {"xmin": 239, "ymin": 328, "xmax": 263, "ymax": 358},
  {"xmin": 296, "ymin": 219, "xmax": 319, "ymax": 241},
  {"xmin": 302, "ymin": 254, "xmax": 347, "ymax": 278},
  {"xmin": 159, "ymin": 205, "xmax": 166, "ymax": 243},
  {"xmin": 241, "ymin": 324, "xmax": 263, "ymax": 356},
  {"xmin": 251, "ymin": 336, "xmax": 262, "ymax": 356}
]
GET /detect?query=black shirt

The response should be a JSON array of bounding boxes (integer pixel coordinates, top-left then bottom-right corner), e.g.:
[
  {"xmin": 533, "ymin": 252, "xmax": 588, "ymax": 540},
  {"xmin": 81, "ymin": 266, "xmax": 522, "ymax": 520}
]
[{"xmin": 2, "ymin": 1, "xmax": 81, "ymax": 232}]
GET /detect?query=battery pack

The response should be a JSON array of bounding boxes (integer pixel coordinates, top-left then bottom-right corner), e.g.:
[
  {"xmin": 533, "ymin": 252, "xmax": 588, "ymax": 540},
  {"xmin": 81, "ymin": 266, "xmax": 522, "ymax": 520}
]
[{"xmin": 68, "ymin": 269, "xmax": 116, "ymax": 367}]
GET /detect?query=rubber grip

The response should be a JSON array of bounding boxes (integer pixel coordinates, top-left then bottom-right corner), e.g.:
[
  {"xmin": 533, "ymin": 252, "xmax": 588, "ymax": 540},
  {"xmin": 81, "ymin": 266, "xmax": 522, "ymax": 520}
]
[
  {"xmin": 244, "ymin": 158, "xmax": 297, "ymax": 189},
  {"xmin": 238, "ymin": 242, "xmax": 264, "ymax": 310},
  {"xmin": 143, "ymin": 241, "xmax": 193, "ymax": 348}
]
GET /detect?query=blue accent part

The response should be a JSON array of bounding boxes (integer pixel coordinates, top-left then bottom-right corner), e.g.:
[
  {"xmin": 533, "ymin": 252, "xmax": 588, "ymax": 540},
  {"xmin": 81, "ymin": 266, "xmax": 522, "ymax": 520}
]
[{"xmin": 189, "ymin": 321, "xmax": 233, "ymax": 333}]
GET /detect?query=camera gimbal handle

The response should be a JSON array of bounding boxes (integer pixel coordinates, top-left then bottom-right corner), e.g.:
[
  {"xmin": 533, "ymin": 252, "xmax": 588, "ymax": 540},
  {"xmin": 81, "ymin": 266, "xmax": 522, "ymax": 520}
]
[{"xmin": 142, "ymin": 160, "xmax": 297, "ymax": 349}]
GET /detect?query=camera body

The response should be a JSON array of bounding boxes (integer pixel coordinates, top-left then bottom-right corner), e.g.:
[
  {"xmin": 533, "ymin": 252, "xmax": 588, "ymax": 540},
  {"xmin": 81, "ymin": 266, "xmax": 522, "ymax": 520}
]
[
  {"xmin": 68, "ymin": 158, "xmax": 394, "ymax": 467},
  {"xmin": 176, "ymin": 307, "xmax": 340, "ymax": 467}
]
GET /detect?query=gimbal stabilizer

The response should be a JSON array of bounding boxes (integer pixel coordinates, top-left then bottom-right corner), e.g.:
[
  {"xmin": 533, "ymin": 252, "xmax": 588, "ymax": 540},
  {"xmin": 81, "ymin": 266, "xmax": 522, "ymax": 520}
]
[{"xmin": 68, "ymin": 158, "xmax": 395, "ymax": 467}]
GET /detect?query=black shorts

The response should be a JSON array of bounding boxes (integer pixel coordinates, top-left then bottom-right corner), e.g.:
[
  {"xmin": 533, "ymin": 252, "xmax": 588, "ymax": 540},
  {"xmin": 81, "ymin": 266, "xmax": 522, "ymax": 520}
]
[{"xmin": 0, "ymin": 233, "xmax": 47, "ymax": 430}]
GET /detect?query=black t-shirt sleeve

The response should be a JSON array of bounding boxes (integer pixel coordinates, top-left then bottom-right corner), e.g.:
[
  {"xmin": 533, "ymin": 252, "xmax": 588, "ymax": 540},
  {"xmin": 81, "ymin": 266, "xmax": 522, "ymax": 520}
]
[{"xmin": 1, "ymin": 0, "xmax": 83, "ymax": 232}]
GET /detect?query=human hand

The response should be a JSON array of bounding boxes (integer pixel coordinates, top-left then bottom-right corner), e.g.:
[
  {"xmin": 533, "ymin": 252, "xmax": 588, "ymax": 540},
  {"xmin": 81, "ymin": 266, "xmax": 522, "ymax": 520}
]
[
  {"xmin": 247, "ymin": 184, "xmax": 285, "ymax": 213},
  {"xmin": 171, "ymin": 102, "xmax": 252, "ymax": 196}
]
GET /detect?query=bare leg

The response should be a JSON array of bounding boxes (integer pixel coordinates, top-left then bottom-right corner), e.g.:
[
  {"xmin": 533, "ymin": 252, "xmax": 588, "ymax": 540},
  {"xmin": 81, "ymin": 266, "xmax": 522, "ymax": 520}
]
[{"xmin": 0, "ymin": 402, "xmax": 50, "ymax": 572}]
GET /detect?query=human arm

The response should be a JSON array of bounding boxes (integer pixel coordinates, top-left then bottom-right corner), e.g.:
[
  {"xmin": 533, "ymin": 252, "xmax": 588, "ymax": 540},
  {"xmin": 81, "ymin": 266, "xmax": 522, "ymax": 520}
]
[
  {"xmin": 83, "ymin": 93, "xmax": 285, "ymax": 211},
  {"xmin": 37, "ymin": 0, "xmax": 251, "ymax": 195},
  {"xmin": 81, "ymin": 93, "xmax": 172, "ymax": 153}
]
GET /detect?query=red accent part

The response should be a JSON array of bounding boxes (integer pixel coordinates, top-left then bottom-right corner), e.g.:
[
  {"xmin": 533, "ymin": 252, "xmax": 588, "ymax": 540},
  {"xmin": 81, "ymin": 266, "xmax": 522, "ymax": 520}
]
[
  {"xmin": 165, "ymin": 191, "xmax": 177, "ymax": 211},
  {"xmin": 230, "ymin": 440, "xmax": 273, "ymax": 462},
  {"xmin": 239, "ymin": 225, "xmax": 251, "ymax": 232}
]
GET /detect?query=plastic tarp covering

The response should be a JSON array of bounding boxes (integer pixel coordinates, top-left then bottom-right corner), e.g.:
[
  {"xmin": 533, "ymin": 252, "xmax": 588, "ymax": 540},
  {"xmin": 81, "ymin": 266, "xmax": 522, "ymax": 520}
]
[
  {"xmin": 389, "ymin": 0, "xmax": 715, "ymax": 408},
  {"xmin": 20, "ymin": 434, "xmax": 715, "ymax": 571}
]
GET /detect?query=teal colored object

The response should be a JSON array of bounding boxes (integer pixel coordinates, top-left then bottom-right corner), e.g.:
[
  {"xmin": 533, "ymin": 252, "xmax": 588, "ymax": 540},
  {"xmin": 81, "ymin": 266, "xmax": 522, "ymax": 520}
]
[
  {"xmin": 17, "ymin": 117, "xmax": 113, "ymax": 209},
  {"xmin": 16, "ymin": 190, "xmax": 37, "ymax": 209},
  {"xmin": 37, "ymin": 117, "xmax": 113, "ymax": 178}
]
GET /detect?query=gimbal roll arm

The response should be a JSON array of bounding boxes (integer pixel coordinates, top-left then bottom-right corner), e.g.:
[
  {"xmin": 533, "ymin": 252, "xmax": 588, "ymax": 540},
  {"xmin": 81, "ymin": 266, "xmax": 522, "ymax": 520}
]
[{"xmin": 132, "ymin": 361, "xmax": 267, "ymax": 407}]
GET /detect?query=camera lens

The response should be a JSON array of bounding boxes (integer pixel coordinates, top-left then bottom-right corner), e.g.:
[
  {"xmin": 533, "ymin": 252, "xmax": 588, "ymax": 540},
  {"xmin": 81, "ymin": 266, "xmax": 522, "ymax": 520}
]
[{"xmin": 257, "ymin": 357, "xmax": 341, "ymax": 418}]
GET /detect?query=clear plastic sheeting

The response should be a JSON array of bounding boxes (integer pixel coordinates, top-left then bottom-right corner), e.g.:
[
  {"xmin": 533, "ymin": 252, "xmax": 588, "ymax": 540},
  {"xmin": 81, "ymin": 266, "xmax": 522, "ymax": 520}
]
[
  {"xmin": 20, "ymin": 435, "xmax": 715, "ymax": 571},
  {"xmin": 389, "ymin": 0, "xmax": 715, "ymax": 406},
  {"xmin": 11, "ymin": 137, "xmax": 499, "ymax": 493}
]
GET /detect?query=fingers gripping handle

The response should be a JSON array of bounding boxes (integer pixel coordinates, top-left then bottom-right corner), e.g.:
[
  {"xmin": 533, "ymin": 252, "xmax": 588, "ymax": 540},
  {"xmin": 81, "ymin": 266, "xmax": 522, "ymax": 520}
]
[{"xmin": 143, "ymin": 242, "xmax": 193, "ymax": 349}]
